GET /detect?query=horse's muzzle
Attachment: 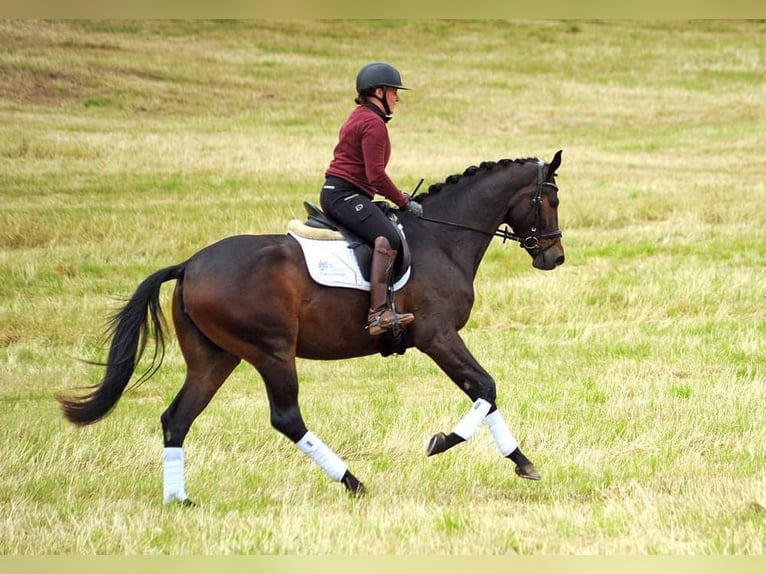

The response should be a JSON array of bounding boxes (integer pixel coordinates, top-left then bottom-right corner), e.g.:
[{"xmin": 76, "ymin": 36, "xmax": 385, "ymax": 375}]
[{"xmin": 532, "ymin": 241, "xmax": 565, "ymax": 270}]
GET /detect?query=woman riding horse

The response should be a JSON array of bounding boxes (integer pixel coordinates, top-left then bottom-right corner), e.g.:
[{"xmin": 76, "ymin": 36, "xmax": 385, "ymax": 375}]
[{"xmin": 320, "ymin": 61, "xmax": 423, "ymax": 336}]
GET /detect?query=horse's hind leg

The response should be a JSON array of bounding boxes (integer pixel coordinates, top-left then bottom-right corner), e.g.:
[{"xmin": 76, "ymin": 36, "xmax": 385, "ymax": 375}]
[
  {"xmin": 257, "ymin": 361, "xmax": 365, "ymax": 496},
  {"xmin": 161, "ymin": 353, "xmax": 239, "ymax": 505},
  {"xmin": 161, "ymin": 294, "xmax": 240, "ymax": 505}
]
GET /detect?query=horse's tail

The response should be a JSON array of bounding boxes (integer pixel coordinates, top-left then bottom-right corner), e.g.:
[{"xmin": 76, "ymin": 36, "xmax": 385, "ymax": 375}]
[{"xmin": 57, "ymin": 263, "xmax": 186, "ymax": 426}]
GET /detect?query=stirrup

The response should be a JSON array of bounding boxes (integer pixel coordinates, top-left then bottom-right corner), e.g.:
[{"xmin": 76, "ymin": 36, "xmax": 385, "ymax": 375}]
[{"xmin": 367, "ymin": 308, "xmax": 414, "ymax": 336}]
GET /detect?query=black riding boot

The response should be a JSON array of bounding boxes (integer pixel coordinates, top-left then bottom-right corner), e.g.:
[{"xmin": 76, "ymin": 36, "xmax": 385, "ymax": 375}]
[{"xmin": 367, "ymin": 236, "xmax": 414, "ymax": 336}]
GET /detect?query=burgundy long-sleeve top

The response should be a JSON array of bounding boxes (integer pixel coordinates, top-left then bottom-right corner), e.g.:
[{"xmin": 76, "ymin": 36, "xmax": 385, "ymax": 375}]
[{"xmin": 325, "ymin": 104, "xmax": 410, "ymax": 208}]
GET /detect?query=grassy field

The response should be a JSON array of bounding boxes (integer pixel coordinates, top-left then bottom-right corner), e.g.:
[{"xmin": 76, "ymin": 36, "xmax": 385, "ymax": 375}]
[{"xmin": 1, "ymin": 20, "xmax": 765, "ymax": 554}]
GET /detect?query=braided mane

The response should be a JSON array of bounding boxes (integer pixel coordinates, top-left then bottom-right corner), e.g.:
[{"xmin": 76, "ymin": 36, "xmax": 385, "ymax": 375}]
[{"xmin": 418, "ymin": 157, "xmax": 540, "ymax": 200}]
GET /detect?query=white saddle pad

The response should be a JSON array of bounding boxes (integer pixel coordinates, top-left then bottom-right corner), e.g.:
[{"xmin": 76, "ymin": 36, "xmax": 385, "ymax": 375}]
[{"xmin": 287, "ymin": 231, "xmax": 410, "ymax": 292}]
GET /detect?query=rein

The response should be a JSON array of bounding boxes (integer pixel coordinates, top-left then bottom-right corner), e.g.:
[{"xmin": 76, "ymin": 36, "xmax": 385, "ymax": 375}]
[{"xmin": 417, "ymin": 161, "xmax": 562, "ymax": 250}]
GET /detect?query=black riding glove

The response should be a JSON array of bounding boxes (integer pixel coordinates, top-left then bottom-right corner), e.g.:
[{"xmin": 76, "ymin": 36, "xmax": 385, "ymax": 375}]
[{"xmin": 403, "ymin": 198, "xmax": 423, "ymax": 217}]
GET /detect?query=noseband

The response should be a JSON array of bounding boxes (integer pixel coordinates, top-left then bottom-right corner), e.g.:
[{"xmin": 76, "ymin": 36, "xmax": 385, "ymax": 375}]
[{"xmin": 419, "ymin": 160, "xmax": 562, "ymax": 250}]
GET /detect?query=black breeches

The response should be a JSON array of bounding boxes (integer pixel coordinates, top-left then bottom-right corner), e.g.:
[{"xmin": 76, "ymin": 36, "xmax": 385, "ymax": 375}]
[{"xmin": 320, "ymin": 177, "xmax": 402, "ymax": 251}]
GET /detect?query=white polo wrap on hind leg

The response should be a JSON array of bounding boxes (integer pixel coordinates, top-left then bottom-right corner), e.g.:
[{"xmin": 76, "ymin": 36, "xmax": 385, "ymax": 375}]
[
  {"xmin": 453, "ymin": 398, "xmax": 492, "ymax": 440},
  {"xmin": 163, "ymin": 447, "xmax": 189, "ymax": 504},
  {"xmin": 485, "ymin": 409, "xmax": 519, "ymax": 456},
  {"xmin": 296, "ymin": 431, "xmax": 348, "ymax": 482}
]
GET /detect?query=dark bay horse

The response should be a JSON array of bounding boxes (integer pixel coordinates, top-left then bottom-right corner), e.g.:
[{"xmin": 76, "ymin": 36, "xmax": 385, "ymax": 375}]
[{"xmin": 58, "ymin": 150, "xmax": 565, "ymax": 504}]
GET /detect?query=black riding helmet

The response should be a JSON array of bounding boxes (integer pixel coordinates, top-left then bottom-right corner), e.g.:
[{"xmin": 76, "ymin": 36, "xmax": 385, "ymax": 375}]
[
  {"xmin": 356, "ymin": 62, "xmax": 409, "ymax": 92},
  {"xmin": 356, "ymin": 62, "xmax": 409, "ymax": 115}
]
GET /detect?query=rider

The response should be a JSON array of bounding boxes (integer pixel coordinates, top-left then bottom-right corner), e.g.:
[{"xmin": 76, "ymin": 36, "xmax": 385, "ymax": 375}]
[{"xmin": 320, "ymin": 61, "xmax": 423, "ymax": 336}]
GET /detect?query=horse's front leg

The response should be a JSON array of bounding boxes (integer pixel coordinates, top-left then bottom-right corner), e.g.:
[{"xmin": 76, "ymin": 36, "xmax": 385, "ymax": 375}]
[{"xmin": 419, "ymin": 330, "xmax": 541, "ymax": 480}]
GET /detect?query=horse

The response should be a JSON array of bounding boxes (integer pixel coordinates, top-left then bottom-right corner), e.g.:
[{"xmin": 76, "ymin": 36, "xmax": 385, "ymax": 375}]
[{"xmin": 57, "ymin": 150, "xmax": 565, "ymax": 504}]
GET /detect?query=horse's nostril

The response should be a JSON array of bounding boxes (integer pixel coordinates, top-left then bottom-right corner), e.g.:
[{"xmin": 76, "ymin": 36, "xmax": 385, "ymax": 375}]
[{"xmin": 555, "ymin": 255, "xmax": 565, "ymax": 266}]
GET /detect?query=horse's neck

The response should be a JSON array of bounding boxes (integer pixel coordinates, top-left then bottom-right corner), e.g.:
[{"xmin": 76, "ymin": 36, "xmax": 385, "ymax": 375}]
[
  {"xmin": 423, "ymin": 172, "xmax": 523, "ymax": 273},
  {"xmin": 432, "ymin": 167, "xmax": 529, "ymax": 228}
]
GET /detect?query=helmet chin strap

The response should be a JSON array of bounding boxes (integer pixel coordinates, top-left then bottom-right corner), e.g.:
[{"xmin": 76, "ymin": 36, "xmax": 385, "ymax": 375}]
[{"xmin": 373, "ymin": 87, "xmax": 392, "ymax": 116}]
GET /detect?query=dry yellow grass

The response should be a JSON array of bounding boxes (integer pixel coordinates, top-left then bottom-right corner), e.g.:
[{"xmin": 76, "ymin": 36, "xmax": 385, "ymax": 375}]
[{"xmin": 1, "ymin": 20, "xmax": 765, "ymax": 554}]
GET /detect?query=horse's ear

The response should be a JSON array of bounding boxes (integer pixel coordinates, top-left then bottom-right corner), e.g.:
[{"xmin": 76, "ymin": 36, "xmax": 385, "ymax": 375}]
[{"xmin": 548, "ymin": 149, "xmax": 562, "ymax": 176}]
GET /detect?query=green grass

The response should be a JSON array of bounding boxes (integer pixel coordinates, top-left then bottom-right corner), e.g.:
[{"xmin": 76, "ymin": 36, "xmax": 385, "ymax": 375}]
[{"xmin": 1, "ymin": 19, "xmax": 766, "ymax": 554}]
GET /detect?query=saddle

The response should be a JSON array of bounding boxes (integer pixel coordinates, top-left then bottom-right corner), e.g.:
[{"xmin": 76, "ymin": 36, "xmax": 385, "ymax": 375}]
[{"xmin": 288, "ymin": 201, "xmax": 411, "ymax": 284}]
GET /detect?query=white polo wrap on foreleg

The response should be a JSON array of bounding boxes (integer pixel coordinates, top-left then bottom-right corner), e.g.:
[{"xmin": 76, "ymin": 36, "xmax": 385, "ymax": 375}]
[
  {"xmin": 163, "ymin": 447, "xmax": 188, "ymax": 504},
  {"xmin": 296, "ymin": 431, "xmax": 348, "ymax": 482},
  {"xmin": 452, "ymin": 398, "xmax": 492, "ymax": 440},
  {"xmin": 485, "ymin": 409, "xmax": 519, "ymax": 457}
]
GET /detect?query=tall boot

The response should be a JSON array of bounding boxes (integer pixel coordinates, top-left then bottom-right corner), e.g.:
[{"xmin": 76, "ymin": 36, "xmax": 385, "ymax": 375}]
[{"xmin": 367, "ymin": 236, "xmax": 414, "ymax": 336}]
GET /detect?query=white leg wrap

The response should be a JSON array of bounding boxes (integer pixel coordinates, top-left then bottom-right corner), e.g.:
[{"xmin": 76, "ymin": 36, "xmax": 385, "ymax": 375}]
[
  {"xmin": 296, "ymin": 431, "xmax": 348, "ymax": 482},
  {"xmin": 452, "ymin": 398, "xmax": 492, "ymax": 440},
  {"xmin": 485, "ymin": 409, "xmax": 519, "ymax": 457},
  {"xmin": 163, "ymin": 447, "xmax": 189, "ymax": 504}
]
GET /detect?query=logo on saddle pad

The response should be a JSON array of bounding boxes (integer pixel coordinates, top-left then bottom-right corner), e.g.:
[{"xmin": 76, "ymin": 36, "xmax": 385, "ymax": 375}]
[{"xmin": 287, "ymin": 220, "xmax": 410, "ymax": 292}]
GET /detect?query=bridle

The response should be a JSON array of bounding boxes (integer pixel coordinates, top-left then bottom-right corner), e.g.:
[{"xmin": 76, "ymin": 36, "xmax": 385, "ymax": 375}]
[{"xmin": 417, "ymin": 160, "xmax": 562, "ymax": 251}]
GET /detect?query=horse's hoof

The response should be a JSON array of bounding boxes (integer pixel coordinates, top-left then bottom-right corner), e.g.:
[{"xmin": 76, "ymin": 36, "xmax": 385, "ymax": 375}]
[
  {"xmin": 426, "ymin": 432, "xmax": 447, "ymax": 457},
  {"xmin": 164, "ymin": 495, "xmax": 197, "ymax": 507},
  {"xmin": 342, "ymin": 471, "xmax": 366, "ymax": 497},
  {"xmin": 515, "ymin": 463, "xmax": 541, "ymax": 481},
  {"xmin": 349, "ymin": 482, "xmax": 366, "ymax": 498}
]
